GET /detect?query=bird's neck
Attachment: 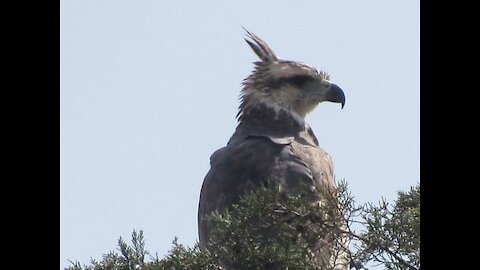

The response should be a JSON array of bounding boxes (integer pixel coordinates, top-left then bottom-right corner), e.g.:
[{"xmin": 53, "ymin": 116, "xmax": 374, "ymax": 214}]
[{"xmin": 239, "ymin": 102, "xmax": 307, "ymax": 135}]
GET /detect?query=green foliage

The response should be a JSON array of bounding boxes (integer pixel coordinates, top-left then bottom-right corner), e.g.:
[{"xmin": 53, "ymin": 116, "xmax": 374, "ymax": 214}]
[
  {"xmin": 150, "ymin": 238, "xmax": 218, "ymax": 270},
  {"xmin": 353, "ymin": 184, "xmax": 420, "ymax": 270},
  {"xmin": 66, "ymin": 230, "xmax": 149, "ymax": 270},
  {"xmin": 205, "ymin": 185, "xmax": 345, "ymax": 270},
  {"xmin": 66, "ymin": 232, "xmax": 218, "ymax": 270},
  {"xmin": 66, "ymin": 182, "xmax": 420, "ymax": 270}
]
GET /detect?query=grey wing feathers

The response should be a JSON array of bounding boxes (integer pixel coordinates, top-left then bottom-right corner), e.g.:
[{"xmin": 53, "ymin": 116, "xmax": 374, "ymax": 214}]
[
  {"xmin": 198, "ymin": 136, "xmax": 283, "ymax": 245},
  {"xmin": 198, "ymin": 135, "xmax": 319, "ymax": 246},
  {"xmin": 197, "ymin": 134, "xmax": 348, "ymax": 269}
]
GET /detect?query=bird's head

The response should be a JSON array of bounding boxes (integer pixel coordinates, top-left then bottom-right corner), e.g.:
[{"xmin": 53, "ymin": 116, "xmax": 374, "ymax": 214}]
[{"xmin": 238, "ymin": 30, "xmax": 345, "ymax": 121}]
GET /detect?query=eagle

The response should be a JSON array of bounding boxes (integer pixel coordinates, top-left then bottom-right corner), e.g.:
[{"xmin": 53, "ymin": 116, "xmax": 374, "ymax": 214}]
[{"xmin": 198, "ymin": 30, "xmax": 348, "ymax": 269}]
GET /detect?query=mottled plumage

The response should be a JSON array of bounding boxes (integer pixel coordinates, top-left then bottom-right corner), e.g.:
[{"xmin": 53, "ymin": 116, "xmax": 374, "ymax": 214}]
[{"xmin": 198, "ymin": 30, "xmax": 348, "ymax": 269}]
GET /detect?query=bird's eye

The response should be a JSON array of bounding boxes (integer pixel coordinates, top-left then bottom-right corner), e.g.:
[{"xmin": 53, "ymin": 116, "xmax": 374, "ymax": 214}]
[{"xmin": 288, "ymin": 75, "xmax": 313, "ymax": 87}]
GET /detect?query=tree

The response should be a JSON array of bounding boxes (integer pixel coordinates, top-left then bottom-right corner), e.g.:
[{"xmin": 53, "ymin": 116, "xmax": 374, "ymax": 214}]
[
  {"xmin": 66, "ymin": 181, "xmax": 420, "ymax": 270},
  {"xmin": 352, "ymin": 185, "xmax": 420, "ymax": 270}
]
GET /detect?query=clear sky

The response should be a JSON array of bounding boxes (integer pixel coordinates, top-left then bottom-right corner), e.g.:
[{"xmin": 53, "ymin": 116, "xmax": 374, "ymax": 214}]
[{"xmin": 60, "ymin": 1, "xmax": 419, "ymax": 269}]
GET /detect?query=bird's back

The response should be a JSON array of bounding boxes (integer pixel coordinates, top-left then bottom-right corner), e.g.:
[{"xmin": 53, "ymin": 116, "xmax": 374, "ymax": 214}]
[{"xmin": 198, "ymin": 124, "xmax": 337, "ymax": 246}]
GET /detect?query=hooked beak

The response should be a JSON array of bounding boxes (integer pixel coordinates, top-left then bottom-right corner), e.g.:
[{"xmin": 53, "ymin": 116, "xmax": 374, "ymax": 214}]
[{"xmin": 322, "ymin": 81, "xmax": 346, "ymax": 109}]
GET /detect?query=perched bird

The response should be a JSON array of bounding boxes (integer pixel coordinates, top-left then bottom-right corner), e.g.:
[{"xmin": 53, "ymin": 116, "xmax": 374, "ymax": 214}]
[{"xmin": 198, "ymin": 30, "xmax": 348, "ymax": 269}]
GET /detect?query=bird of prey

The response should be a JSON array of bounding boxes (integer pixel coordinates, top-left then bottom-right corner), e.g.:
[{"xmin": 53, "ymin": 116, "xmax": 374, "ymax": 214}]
[{"xmin": 198, "ymin": 30, "xmax": 348, "ymax": 269}]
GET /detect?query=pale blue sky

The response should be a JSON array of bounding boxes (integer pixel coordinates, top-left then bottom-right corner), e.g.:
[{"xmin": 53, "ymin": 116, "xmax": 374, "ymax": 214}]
[{"xmin": 60, "ymin": 1, "xmax": 419, "ymax": 269}]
